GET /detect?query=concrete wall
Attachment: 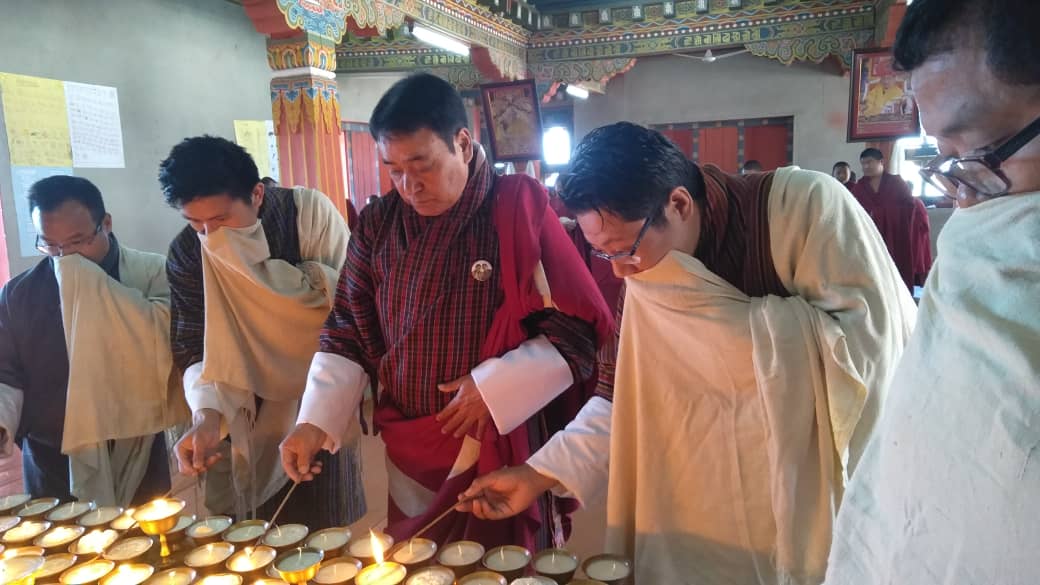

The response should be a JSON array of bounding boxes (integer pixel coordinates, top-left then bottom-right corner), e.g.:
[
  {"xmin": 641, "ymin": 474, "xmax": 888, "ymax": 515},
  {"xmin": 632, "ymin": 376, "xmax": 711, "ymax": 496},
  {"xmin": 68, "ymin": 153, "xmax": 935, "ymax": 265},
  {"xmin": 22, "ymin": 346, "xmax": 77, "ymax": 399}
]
[
  {"xmin": 338, "ymin": 72, "xmax": 409, "ymax": 124},
  {"xmin": 574, "ymin": 53, "xmax": 865, "ymax": 176},
  {"xmin": 0, "ymin": 0, "xmax": 272, "ymax": 277}
]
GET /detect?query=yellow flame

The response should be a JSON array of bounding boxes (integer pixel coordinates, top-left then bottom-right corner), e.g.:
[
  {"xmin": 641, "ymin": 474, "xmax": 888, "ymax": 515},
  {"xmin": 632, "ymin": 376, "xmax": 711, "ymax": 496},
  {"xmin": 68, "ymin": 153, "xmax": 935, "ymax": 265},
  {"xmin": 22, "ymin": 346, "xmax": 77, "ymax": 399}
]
[{"xmin": 370, "ymin": 531, "xmax": 384, "ymax": 565}]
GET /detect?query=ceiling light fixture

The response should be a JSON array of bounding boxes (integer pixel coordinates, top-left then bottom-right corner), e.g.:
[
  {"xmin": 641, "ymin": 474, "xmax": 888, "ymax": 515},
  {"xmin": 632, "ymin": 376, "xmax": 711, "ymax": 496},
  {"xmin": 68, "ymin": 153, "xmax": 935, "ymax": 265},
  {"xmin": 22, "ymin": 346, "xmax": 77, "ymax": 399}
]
[
  {"xmin": 411, "ymin": 25, "xmax": 470, "ymax": 56},
  {"xmin": 565, "ymin": 84, "xmax": 589, "ymax": 99}
]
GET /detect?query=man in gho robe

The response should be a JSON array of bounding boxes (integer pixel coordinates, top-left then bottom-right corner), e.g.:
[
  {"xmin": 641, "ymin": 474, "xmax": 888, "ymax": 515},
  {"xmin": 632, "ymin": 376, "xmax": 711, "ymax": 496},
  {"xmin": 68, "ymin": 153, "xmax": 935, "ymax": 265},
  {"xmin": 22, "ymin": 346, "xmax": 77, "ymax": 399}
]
[
  {"xmin": 163, "ymin": 136, "xmax": 364, "ymax": 527},
  {"xmin": 279, "ymin": 73, "xmax": 612, "ymax": 550},
  {"xmin": 459, "ymin": 122, "xmax": 917, "ymax": 584},
  {"xmin": 0, "ymin": 176, "xmax": 185, "ymax": 505}
]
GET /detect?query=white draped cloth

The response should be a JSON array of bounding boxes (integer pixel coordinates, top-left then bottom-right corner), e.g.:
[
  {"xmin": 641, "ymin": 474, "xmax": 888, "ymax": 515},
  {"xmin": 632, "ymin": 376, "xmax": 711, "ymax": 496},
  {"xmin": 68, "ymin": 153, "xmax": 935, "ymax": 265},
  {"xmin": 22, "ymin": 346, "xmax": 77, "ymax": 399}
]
[
  {"xmin": 825, "ymin": 192, "xmax": 1040, "ymax": 585},
  {"xmin": 184, "ymin": 187, "xmax": 350, "ymax": 517},
  {"xmin": 529, "ymin": 167, "xmax": 916, "ymax": 584},
  {"xmin": 58, "ymin": 247, "xmax": 186, "ymax": 505}
]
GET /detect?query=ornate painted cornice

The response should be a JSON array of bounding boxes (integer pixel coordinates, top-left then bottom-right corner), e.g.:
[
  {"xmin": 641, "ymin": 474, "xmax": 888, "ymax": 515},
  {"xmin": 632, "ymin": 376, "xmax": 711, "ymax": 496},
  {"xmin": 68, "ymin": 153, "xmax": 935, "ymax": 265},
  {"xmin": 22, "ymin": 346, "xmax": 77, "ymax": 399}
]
[
  {"xmin": 527, "ymin": 1, "xmax": 874, "ymax": 62},
  {"xmin": 342, "ymin": 0, "xmax": 409, "ymax": 35},
  {"xmin": 276, "ymin": 0, "xmax": 350, "ymax": 42},
  {"xmin": 269, "ymin": 32, "xmax": 339, "ymax": 71}
]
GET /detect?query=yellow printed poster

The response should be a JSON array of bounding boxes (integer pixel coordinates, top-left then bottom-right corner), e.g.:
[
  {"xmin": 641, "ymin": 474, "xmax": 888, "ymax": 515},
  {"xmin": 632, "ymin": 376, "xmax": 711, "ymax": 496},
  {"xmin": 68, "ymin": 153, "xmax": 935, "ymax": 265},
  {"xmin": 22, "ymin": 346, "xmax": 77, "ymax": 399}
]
[
  {"xmin": 234, "ymin": 120, "xmax": 272, "ymax": 179},
  {"xmin": 0, "ymin": 72, "xmax": 73, "ymax": 167}
]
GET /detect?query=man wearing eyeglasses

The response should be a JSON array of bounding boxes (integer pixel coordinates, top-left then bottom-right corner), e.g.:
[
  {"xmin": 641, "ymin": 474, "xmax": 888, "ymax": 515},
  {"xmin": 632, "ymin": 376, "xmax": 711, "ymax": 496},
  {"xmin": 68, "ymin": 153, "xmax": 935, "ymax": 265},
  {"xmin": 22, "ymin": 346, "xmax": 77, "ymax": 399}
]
[
  {"xmin": 825, "ymin": 1, "xmax": 1040, "ymax": 583},
  {"xmin": 0, "ymin": 175, "xmax": 186, "ymax": 505},
  {"xmin": 458, "ymin": 122, "xmax": 917, "ymax": 584}
]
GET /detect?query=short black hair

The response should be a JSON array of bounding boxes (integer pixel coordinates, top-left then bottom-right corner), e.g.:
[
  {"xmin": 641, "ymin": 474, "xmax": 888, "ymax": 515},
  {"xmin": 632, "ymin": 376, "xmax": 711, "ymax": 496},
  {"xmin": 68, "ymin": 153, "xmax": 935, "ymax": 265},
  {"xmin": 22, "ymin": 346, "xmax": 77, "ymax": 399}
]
[
  {"xmin": 860, "ymin": 148, "xmax": 884, "ymax": 161},
  {"xmin": 558, "ymin": 122, "xmax": 703, "ymax": 224},
  {"xmin": 894, "ymin": 0, "xmax": 1040, "ymax": 85},
  {"xmin": 27, "ymin": 175, "xmax": 106, "ymax": 223},
  {"xmin": 158, "ymin": 135, "xmax": 260, "ymax": 208},
  {"xmin": 833, "ymin": 161, "xmax": 851, "ymax": 170},
  {"xmin": 369, "ymin": 73, "xmax": 468, "ymax": 151},
  {"xmin": 742, "ymin": 160, "xmax": 763, "ymax": 171},
  {"xmin": 260, "ymin": 177, "xmax": 278, "ymax": 189}
]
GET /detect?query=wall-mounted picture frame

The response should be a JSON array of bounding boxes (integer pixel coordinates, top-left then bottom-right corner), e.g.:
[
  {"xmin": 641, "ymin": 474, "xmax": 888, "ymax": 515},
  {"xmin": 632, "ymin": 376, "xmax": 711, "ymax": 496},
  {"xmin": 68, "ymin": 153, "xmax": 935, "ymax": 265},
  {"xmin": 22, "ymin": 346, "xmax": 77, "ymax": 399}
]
[
  {"xmin": 480, "ymin": 79, "xmax": 543, "ymax": 163},
  {"xmin": 848, "ymin": 47, "xmax": 921, "ymax": 142}
]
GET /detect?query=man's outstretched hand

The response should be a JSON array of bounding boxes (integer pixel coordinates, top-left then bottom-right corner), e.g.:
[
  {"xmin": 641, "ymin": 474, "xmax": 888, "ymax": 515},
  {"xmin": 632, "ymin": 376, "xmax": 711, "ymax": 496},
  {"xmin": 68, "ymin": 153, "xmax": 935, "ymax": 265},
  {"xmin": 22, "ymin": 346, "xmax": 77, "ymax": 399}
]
[{"xmin": 456, "ymin": 464, "xmax": 560, "ymax": 520}]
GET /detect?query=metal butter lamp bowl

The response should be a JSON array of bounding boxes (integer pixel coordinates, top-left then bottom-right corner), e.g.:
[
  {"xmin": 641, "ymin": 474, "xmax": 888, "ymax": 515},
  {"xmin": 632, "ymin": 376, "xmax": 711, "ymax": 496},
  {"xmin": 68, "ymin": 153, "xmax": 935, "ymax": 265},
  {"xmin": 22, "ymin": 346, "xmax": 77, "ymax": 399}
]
[
  {"xmin": 130, "ymin": 498, "xmax": 186, "ymax": 567},
  {"xmin": 273, "ymin": 546, "xmax": 324, "ymax": 584}
]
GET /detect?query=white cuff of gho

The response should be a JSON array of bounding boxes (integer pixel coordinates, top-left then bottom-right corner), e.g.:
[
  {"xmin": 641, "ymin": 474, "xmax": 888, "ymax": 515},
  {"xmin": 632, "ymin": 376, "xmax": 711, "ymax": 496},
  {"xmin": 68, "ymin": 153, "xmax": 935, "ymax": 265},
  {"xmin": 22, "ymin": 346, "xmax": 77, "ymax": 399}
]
[
  {"xmin": 471, "ymin": 335, "xmax": 575, "ymax": 435},
  {"xmin": 297, "ymin": 352, "xmax": 368, "ymax": 453},
  {"xmin": 0, "ymin": 384, "xmax": 23, "ymax": 457},
  {"xmin": 182, "ymin": 363, "xmax": 236, "ymax": 438},
  {"xmin": 527, "ymin": 396, "xmax": 613, "ymax": 508}
]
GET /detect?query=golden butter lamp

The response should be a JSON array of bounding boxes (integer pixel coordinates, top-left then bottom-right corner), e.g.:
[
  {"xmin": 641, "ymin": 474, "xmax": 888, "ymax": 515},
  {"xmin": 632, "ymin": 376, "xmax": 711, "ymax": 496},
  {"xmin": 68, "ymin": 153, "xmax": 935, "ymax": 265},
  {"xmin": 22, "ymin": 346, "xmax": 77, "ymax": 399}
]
[
  {"xmin": 130, "ymin": 499, "xmax": 185, "ymax": 567},
  {"xmin": 273, "ymin": 547, "xmax": 324, "ymax": 584}
]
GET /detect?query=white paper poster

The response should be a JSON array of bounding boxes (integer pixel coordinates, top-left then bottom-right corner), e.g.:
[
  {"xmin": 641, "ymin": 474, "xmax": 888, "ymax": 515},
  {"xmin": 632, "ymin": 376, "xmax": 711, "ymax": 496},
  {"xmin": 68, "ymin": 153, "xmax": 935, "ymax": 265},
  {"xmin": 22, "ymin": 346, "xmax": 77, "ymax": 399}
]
[
  {"xmin": 10, "ymin": 166, "xmax": 74, "ymax": 257},
  {"xmin": 265, "ymin": 120, "xmax": 280, "ymax": 182},
  {"xmin": 64, "ymin": 81, "xmax": 125, "ymax": 168}
]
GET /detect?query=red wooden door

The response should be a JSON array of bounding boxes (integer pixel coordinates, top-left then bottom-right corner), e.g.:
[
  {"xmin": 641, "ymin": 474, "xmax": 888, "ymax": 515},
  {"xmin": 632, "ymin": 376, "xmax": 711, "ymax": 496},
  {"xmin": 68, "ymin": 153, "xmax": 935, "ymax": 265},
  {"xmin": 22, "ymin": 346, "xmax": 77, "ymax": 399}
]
[
  {"xmin": 744, "ymin": 124, "xmax": 790, "ymax": 171},
  {"xmin": 659, "ymin": 128, "xmax": 694, "ymax": 157},
  {"xmin": 698, "ymin": 126, "xmax": 739, "ymax": 172}
]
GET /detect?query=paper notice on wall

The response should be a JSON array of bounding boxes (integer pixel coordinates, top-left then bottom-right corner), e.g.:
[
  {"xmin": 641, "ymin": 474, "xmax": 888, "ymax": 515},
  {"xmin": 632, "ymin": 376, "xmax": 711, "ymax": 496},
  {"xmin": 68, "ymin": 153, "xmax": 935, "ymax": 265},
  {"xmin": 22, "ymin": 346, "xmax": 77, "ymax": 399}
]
[
  {"xmin": 265, "ymin": 120, "xmax": 280, "ymax": 182},
  {"xmin": 10, "ymin": 166, "xmax": 74, "ymax": 257},
  {"xmin": 64, "ymin": 81, "xmax": 125, "ymax": 168},
  {"xmin": 234, "ymin": 120, "xmax": 273, "ymax": 180},
  {"xmin": 0, "ymin": 73, "xmax": 73, "ymax": 167}
]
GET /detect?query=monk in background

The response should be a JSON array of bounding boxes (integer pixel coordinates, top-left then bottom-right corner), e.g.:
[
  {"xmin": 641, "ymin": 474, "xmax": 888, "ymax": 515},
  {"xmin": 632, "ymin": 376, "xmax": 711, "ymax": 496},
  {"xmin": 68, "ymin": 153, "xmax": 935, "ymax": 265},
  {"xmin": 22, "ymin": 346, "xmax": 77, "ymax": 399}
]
[{"xmin": 852, "ymin": 148, "xmax": 932, "ymax": 290}]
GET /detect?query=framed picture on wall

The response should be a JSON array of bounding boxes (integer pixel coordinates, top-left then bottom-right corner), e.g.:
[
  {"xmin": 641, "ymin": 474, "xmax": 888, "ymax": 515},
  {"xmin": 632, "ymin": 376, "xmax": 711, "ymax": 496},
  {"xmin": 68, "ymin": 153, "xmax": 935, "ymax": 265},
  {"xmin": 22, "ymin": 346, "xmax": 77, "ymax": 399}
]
[
  {"xmin": 480, "ymin": 79, "xmax": 543, "ymax": 163},
  {"xmin": 848, "ymin": 47, "xmax": 921, "ymax": 141}
]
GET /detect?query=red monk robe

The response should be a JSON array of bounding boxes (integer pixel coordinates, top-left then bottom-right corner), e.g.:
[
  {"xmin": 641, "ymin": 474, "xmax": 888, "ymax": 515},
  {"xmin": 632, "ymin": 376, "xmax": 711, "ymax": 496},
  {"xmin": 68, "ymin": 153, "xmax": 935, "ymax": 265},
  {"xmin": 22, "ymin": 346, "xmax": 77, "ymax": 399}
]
[
  {"xmin": 549, "ymin": 191, "xmax": 624, "ymax": 312},
  {"xmin": 299, "ymin": 147, "xmax": 612, "ymax": 550},
  {"xmin": 852, "ymin": 174, "xmax": 932, "ymax": 290}
]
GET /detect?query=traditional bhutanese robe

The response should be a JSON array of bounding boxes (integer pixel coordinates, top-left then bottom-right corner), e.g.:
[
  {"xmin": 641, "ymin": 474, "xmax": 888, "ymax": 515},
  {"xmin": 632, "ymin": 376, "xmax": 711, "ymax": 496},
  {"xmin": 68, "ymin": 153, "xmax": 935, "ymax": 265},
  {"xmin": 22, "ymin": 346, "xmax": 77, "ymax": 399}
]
[
  {"xmin": 0, "ymin": 236, "xmax": 171, "ymax": 503},
  {"xmin": 825, "ymin": 193, "xmax": 1040, "ymax": 585},
  {"xmin": 529, "ymin": 167, "xmax": 917, "ymax": 584},
  {"xmin": 298, "ymin": 145, "xmax": 612, "ymax": 550},
  {"xmin": 167, "ymin": 186, "xmax": 365, "ymax": 527},
  {"xmin": 852, "ymin": 174, "xmax": 932, "ymax": 290}
]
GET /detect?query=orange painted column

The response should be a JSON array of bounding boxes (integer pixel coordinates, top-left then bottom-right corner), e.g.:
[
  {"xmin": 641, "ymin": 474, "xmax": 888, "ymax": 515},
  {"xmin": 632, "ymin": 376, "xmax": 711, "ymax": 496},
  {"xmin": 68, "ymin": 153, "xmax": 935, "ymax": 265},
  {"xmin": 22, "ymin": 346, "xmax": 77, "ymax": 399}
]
[{"xmin": 268, "ymin": 33, "xmax": 351, "ymax": 218}]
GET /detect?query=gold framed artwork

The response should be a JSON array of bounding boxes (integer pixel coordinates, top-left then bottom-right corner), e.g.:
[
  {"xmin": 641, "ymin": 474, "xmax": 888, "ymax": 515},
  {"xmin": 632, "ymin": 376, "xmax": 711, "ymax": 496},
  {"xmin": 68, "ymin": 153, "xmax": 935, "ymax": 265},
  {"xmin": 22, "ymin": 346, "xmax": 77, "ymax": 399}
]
[
  {"xmin": 480, "ymin": 79, "xmax": 543, "ymax": 163},
  {"xmin": 848, "ymin": 47, "xmax": 921, "ymax": 142}
]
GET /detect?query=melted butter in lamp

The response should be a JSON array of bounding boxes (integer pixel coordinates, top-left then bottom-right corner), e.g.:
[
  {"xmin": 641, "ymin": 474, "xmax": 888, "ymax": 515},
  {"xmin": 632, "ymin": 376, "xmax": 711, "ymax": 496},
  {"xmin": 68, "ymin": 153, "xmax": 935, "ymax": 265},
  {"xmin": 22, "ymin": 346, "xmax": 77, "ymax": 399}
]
[
  {"xmin": 0, "ymin": 516, "xmax": 21, "ymax": 533},
  {"xmin": 482, "ymin": 547, "xmax": 529, "ymax": 574},
  {"xmin": 274, "ymin": 549, "xmax": 322, "ymax": 573},
  {"xmin": 196, "ymin": 573, "xmax": 243, "ymax": 585},
  {"xmin": 36, "ymin": 553, "xmax": 78, "ymax": 581},
  {"xmin": 49, "ymin": 502, "xmax": 96, "ymax": 523},
  {"xmin": 455, "ymin": 571, "xmax": 506, "ymax": 585},
  {"xmin": 437, "ymin": 541, "xmax": 484, "ymax": 568},
  {"xmin": 347, "ymin": 532, "xmax": 393, "ymax": 563},
  {"xmin": 103, "ymin": 537, "xmax": 154, "ymax": 561},
  {"xmin": 60, "ymin": 559, "xmax": 116, "ymax": 585},
  {"xmin": 305, "ymin": 528, "xmax": 351, "ymax": 554},
  {"xmin": 134, "ymin": 500, "xmax": 181, "ymax": 522},
  {"xmin": 100, "ymin": 563, "xmax": 154, "ymax": 585},
  {"xmin": 313, "ymin": 558, "xmax": 362, "ymax": 584},
  {"xmin": 391, "ymin": 539, "xmax": 436, "ymax": 566},
  {"xmin": 36, "ymin": 525, "xmax": 85, "ymax": 548},
  {"xmin": 78, "ymin": 508, "xmax": 124, "ymax": 529},
  {"xmin": 404, "ymin": 566, "xmax": 455, "ymax": 585},
  {"xmin": 3, "ymin": 521, "xmax": 51, "ymax": 544},
  {"xmin": 262, "ymin": 525, "xmax": 309, "ymax": 549},
  {"xmin": 354, "ymin": 562, "xmax": 406, "ymax": 585},
  {"xmin": 187, "ymin": 517, "xmax": 232, "ymax": 539},
  {"xmin": 75, "ymin": 529, "xmax": 120, "ymax": 555},
  {"xmin": 185, "ymin": 542, "xmax": 236, "ymax": 568},
  {"xmin": 582, "ymin": 555, "xmax": 631, "ymax": 582},
  {"xmin": 227, "ymin": 546, "xmax": 277, "ymax": 572},
  {"xmin": 144, "ymin": 567, "xmax": 196, "ymax": 585}
]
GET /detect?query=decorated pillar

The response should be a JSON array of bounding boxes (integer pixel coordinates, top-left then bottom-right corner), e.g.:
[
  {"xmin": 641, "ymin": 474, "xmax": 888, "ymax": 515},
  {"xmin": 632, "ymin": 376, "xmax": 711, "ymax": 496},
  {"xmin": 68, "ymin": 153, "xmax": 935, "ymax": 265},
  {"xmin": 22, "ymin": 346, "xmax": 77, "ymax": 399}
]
[{"xmin": 243, "ymin": 0, "xmax": 352, "ymax": 216}]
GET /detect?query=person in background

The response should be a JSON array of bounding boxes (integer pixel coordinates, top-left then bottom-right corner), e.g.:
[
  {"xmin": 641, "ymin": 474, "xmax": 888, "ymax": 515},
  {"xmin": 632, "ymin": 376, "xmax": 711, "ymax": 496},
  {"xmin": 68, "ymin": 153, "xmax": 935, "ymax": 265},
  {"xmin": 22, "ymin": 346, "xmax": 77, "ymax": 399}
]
[
  {"xmin": 279, "ymin": 73, "xmax": 612, "ymax": 551},
  {"xmin": 740, "ymin": 159, "xmax": 764, "ymax": 174},
  {"xmin": 0, "ymin": 176, "xmax": 185, "ymax": 505},
  {"xmin": 832, "ymin": 161, "xmax": 857, "ymax": 191},
  {"xmin": 260, "ymin": 176, "xmax": 279, "ymax": 190},
  {"xmin": 852, "ymin": 148, "xmax": 932, "ymax": 290},
  {"xmin": 163, "ymin": 136, "xmax": 364, "ymax": 528},
  {"xmin": 826, "ymin": 0, "xmax": 1040, "ymax": 583},
  {"xmin": 459, "ymin": 122, "xmax": 916, "ymax": 584},
  {"xmin": 548, "ymin": 186, "xmax": 624, "ymax": 313}
]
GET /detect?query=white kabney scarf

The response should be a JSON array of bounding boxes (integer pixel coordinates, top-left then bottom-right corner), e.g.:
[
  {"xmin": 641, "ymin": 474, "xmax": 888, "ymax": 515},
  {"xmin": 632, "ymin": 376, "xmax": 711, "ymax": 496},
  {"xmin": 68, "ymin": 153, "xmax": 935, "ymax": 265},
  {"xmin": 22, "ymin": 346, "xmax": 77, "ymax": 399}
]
[
  {"xmin": 56, "ymin": 246, "xmax": 188, "ymax": 506},
  {"xmin": 604, "ymin": 167, "xmax": 916, "ymax": 584},
  {"xmin": 825, "ymin": 193, "xmax": 1040, "ymax": 585},
  {"xmin": 184, "ymin": 187, "xmax": 349, "ymax": 518}
]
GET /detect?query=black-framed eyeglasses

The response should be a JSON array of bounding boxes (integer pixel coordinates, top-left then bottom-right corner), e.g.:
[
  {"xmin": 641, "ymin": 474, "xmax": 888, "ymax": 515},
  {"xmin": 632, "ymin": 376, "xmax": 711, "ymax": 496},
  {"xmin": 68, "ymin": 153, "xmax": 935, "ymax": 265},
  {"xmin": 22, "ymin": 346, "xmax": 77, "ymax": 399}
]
[
  {"xmin": 592, "ymin": 215, "xmax": 655, "ymax": 264},
  {"xmin": 920, "ymin": 114, "xmax": 1040, "ymax": 200},
  {"xmin": 36, "ymin": 223, "xmax": 103, "ymax": 257}
]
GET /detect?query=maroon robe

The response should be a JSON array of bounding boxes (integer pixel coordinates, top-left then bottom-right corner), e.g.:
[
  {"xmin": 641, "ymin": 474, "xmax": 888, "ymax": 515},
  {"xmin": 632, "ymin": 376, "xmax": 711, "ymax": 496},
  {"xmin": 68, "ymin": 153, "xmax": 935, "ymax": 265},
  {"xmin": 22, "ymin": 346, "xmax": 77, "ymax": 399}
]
[
  {"xmin": 321, "ymin": 150, "xmax": 612, "ymax": 549},
  {"xmin": 852, "ymin": 174, "xmax": 932, "ymax": 290}
]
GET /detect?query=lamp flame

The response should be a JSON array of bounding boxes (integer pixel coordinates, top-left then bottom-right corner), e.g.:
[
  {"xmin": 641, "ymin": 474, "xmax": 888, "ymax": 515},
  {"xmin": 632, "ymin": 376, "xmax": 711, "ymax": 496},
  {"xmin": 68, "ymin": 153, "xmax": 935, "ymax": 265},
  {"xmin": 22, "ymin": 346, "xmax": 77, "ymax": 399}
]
[{"xmin": 370, "ymin": 531, "xmax": 384, "ymax": 565}]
